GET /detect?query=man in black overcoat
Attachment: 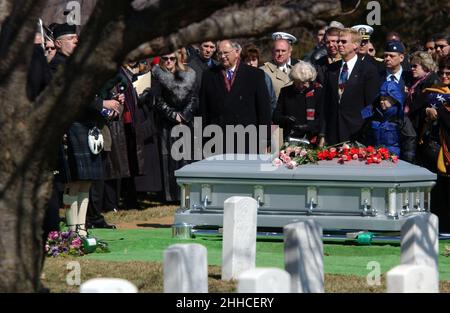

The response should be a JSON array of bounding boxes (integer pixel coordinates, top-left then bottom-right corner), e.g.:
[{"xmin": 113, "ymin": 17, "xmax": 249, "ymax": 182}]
[
  {"xmin": 199, "ymin": 40, "xmax": 271, "ymax": 155},
  {"xmin": 324, "ymin": 28, "xmax": 380, "ymax": 145}
]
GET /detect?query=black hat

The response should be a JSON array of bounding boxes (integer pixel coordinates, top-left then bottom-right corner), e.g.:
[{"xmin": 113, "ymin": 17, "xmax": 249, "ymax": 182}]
[
  {"xmin": 52, "ymin": 23, "xmax": 77, "ymax": 39},
  {"xmin": 385, "ymin": 41, "xmax": 404, "ymax": 54}
]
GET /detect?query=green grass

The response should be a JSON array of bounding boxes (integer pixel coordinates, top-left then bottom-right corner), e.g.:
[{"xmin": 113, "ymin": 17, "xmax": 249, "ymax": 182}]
[{"xmin": 85, "ymin": 228, "xmax": 450, "ymax": 280}]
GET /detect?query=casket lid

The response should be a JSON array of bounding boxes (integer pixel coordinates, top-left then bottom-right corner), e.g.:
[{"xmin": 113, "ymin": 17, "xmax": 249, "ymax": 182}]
[{"xmin": 175, "ymin": 154, "xmax": 437, "ymax": 182}]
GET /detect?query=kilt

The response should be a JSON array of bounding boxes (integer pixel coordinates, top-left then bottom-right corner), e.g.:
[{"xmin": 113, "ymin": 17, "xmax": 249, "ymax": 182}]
[{"xmin": 61, "ymin": 122, "xmax": 103, "ymax": 182}]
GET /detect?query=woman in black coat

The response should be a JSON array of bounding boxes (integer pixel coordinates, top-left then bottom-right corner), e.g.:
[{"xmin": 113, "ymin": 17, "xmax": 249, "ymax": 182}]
[
  {"xmin": 152, "ymin": 50, "xmax": 198, "ymax": 202},
  {"xmin": 406, "ymin": 51, "xmax": 440, "ymax": 132},
  {"xmin": 273, "ymin": 60, "xmax": 325, "ymax": 146}
]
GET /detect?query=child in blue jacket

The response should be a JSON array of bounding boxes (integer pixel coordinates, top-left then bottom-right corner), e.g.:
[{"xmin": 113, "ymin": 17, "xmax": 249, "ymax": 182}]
[{"xmin": 361, "ymin": 80, "xmax": 416, "ymax": 162}]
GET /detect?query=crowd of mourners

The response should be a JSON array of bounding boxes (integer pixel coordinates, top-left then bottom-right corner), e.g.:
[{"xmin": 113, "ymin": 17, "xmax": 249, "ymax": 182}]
[{"xmin": 27, "ymin": 20, "xmax": 450, "ymax": 241}]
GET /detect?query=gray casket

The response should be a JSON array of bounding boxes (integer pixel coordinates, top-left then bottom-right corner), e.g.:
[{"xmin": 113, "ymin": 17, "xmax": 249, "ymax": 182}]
[{"xmin": 174, "ymin": 154, "xmax": 436, "ymax": 231}]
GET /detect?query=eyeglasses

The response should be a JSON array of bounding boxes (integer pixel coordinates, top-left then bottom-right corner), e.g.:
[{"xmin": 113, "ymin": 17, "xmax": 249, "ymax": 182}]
[
  {"xmin": 161, "ymin": 56, "xmax": 176, "ymax": 62},
  {"xmin": 411, "ymin": 64, "xmax": 419, "ymax": 68},
  {"xmin": 436, "ymin": 44, "xmax": 449, "ymax": 49},
  {"xmin": 337, "ymin": 40, "xmax": 348, "ymax": 44},
  {"xmin": 368, "ymin": 48, "xmax": 375, "ymax": 52},
  {"xmin": 45, "ymin": 46, "xmax": 56, "ymax": 51},
  {"xmin": 217, "ymin": 50, "xmax": 234, "ymax": 57},
  {"xmin": 438, "ymin": 70, "xmax": 450, "ymax": 76}
]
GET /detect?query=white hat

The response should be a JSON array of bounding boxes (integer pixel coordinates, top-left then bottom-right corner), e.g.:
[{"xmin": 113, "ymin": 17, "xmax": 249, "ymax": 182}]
[
  {"xmin": 351, "ymin": 25, "xmax": 374, "ymax": 40},
  {"xmin": 328, "ymin": 21, "xmax": 345, "ymax": 29},
  {"xmin": 272, "ymin": 32, "xmax": 297, "ymax": 44}
]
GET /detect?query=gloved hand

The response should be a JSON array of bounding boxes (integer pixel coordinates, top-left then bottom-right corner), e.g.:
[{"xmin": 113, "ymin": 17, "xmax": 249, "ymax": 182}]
[{"xmin": 156, "ymin": 100, "xmax": 178, "ymax": 122}]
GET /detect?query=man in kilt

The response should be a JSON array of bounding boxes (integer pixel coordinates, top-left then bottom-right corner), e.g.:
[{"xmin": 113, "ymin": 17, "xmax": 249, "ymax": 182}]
[{"xmin": 50, "ymin": 23, "xmax": 121, "ymax": 236}]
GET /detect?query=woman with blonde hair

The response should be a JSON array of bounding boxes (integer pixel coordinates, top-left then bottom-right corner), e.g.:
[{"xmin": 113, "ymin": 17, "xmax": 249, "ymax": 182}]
[
  {"xmin": 152, "ymin": 50, "xmax": 198, "ymax": 202},
  {"xmin": 406, "ymin": 51, "xmax": 440, "ymax": 132},
  {"xmin": 273, "ymin": 60, "xmax": 325, "ymax": 146}
]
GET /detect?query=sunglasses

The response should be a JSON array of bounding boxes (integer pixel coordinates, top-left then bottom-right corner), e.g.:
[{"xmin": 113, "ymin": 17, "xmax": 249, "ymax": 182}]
[
  {"xmin": 438, "ymin": 70, "xmax": 450, "ymax": 76},
  {"xmin": 46, "ymin": 46, "xmax": 56, "ymax": 51},
  {"xmin": 161, "ymin": 56, "xmax": 176, "ymax": 62},
  {"xmin": 368, "ymin": 48, "xmax": 374, "ymax": 52},
  {"xmin": 337, "ymin": 40, "xmax": 348, "ymax": 44},
  {"xmin": 436, "ymin": 44, "xmax": 449, "ymax": 49}
]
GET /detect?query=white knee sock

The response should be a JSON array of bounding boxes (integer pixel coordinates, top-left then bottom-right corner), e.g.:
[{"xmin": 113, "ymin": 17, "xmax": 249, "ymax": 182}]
[
  {"xmin": 77, "ymin": 192, "xmax": 90, "ymax": 237},
  {"xmin": 63, "ymin": 194, "xmax": 78, "ymax": 232}
]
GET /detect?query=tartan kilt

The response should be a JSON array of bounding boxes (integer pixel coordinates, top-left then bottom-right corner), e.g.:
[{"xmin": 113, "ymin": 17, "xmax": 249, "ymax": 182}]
[{"xmin": 61, "ymin": 122, "xmax": 103, "ymax": 182}]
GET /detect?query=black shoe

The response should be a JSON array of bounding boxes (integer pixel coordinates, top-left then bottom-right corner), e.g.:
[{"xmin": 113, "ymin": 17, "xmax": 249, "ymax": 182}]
[{"xmin": 91, "ymin": 221, "xmax": 116, "ymax": 229}]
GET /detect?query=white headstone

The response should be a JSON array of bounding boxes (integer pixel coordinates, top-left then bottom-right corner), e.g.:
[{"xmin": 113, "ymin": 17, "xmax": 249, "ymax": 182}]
[
  {"xmin": 221, "ymin": 196, "xmax": 258, "ymax": 281},
  {"xmin": 401, "ymin": 214, "xmax": 439, "ymax": 270},
  {"xmin": 387, "ymin": 264, "xmax": 439, "ymax": 293},
  {"xmin": 237, "ymin": 268, "xmax": 291, "ymax": 293},
  {"xmin": 80, "ymin": 278, "xmax": 138, "ymax": 293},
  {"xmin": 164, "ymin": 243, "xmax": 208, "ymax": 293},
  {"xmin": 284, "ymin": 220, "xmax": 324, "ymax": 293}
]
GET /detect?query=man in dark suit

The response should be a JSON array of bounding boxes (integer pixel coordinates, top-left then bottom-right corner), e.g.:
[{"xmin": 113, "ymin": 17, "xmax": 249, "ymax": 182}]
[
  {"xmin": 351, "ymin": 24, "xmax": 385, "ymax": 74},
  {"xmin": 188, "ymin": 41, "xmax": 219, "ymax": 93},
  {"xmin": 313, "ymin": 26, "xmax": 342, "ymax": 85},
  {"xmin": 381, "ymin": 41, "xmax": 413, "ymax": 92},
  {"xmin": 200, "ymin": 39, "xmax": 271, "ymax": 155},
  {"xmin": 324, "ymin": 28, "xmax": 380, "ymax": 145}
]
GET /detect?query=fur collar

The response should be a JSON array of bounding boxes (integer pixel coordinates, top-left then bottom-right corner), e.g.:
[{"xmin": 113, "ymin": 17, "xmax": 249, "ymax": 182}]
[{"xmin": 152, "ymin": 65, "xmax": 196, "ymax": 102}]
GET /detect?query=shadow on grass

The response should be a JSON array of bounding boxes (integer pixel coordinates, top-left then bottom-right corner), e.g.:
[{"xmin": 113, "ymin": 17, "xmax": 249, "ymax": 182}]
[
  {"xmin": 323, "ymin": 240, "xmax": 400, "ymax": 247},
  {"xmin": 136, "ymin": 223, "xmax": 172, "ymax": 228}
]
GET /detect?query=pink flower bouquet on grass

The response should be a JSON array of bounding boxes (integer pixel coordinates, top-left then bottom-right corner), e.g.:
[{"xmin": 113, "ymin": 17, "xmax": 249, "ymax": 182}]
[{"xmin": 45, "ymin": 230, "xmax": 84, "ymax": 257}]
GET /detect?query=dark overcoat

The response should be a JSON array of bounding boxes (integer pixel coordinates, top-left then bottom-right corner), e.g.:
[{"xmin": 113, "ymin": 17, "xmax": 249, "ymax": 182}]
[{"xmin": 324, "ymin": 56, "xmax": 380, "ymax": 145}]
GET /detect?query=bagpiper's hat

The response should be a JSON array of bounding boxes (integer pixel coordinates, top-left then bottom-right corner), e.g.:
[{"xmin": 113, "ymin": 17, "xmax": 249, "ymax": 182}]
[
  {"xmin": 52, "ymin": 23, "xmax": 77, "ymax": 39},
  {"xmin": 351, "ymin": 24, "xmax": 374, "ymax": 40},
  {"xmin": 272, "ymin": 32, "xmax": 297, "ymax": 44}
]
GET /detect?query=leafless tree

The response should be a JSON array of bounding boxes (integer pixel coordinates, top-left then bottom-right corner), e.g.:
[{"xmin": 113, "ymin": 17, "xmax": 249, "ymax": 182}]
[{"xmin": 0, "ymin": 0, "xmax": 345, "ymax": 292}]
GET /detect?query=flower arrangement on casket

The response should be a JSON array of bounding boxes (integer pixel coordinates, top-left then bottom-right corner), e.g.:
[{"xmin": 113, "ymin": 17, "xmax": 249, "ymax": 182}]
[
  {"xmin": 273, "ymin": 142, "xmax": 399, "ymax": 169},
  {"xmin": 45, "ymin": 230, "xmax": 109, "ymax": 257}
]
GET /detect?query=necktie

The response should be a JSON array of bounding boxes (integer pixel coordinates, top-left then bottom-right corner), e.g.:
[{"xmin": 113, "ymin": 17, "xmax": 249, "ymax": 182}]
[
  {"xmin": 389, "ymin": 74, "xmax": 396, "ymax": 82},
  {"xmin": 227, "ymin": 69, "xmax": 233, "ymax": 82},
  {"xmin": 339, "ymin": 62, "xmax": 348, "ymax": 87}
]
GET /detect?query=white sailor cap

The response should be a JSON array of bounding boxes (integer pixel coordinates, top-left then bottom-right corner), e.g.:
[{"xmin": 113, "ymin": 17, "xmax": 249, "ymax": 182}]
[
  {"xmin": 271, "ymin": 32, "xmax": 297, "ymax": 44},
  {"xmin": 351, "ymin": 25, "xmax": 374, "ymax": 40}
]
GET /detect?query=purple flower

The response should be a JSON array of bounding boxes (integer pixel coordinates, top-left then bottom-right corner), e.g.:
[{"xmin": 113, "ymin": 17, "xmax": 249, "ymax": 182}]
[{"xmin": 61, "ymin": 231, "xmax": 71, "ymax": 239}]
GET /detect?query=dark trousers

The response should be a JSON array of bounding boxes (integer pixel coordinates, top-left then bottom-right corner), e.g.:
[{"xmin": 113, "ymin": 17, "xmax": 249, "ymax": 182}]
[
  {"xmin": 87, "ymin": 179, "xmax": 119, "ymax": 224},
  {"xmin": 431, "ymin": 175, "xmax": 450, "ymax": 233}
]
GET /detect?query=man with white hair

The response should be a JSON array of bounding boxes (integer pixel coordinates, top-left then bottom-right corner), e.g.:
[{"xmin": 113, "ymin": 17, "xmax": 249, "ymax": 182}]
[
  {"xmin": 200, "ymin": 40, "xmax": 271, "ymax": 154},
  {"xmin": 261, "ymin": 32, "xmax": 299, "ymax": 99}
]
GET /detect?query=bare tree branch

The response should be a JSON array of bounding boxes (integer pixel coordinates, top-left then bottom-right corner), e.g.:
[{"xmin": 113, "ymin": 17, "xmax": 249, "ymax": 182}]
[
  {"xmin": 126, "ymin": 0, "xmax": 341, "ymax": 60},
  {"xmin": 0, "ymin": 0, "xmax": 13, "ymax": 26},
  {"xmin": 0, "ymin": 0, "xmax": 46, "ymax": 83}
]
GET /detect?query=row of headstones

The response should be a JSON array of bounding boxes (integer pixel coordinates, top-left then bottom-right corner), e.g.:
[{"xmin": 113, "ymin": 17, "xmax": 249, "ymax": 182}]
[{"xmin": 79, "ymin": 196, "xmax": 440, "ymax": 293}]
